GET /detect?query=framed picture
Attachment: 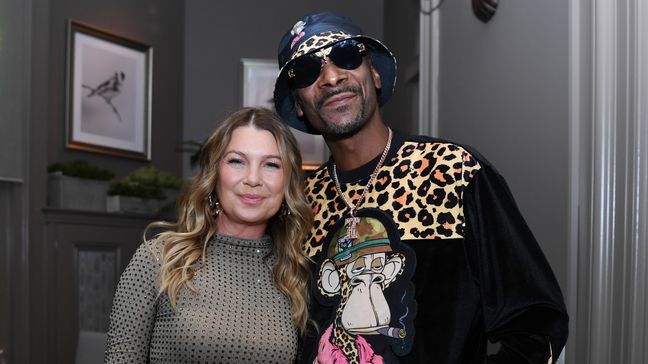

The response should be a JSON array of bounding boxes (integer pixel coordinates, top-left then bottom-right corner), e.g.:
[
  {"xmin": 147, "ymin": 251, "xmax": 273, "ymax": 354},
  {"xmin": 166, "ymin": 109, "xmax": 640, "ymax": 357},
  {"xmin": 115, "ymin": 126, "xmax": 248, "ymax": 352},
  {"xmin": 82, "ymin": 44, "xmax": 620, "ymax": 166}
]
[
  {"xmin": 240, "ymin": 58, "xmax": 328, "ymax": 170},
  {"xmin": 66, "ymin": 20, "xmax": 153, "ymax": 160}
]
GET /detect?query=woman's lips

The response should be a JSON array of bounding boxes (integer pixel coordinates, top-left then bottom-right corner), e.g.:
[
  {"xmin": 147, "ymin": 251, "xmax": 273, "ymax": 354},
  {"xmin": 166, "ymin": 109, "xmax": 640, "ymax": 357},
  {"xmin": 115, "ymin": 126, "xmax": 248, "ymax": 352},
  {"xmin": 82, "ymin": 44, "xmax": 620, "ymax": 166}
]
[{"xmin": 239, "ymin": 194, "xmax": 264, "ymax": 204}]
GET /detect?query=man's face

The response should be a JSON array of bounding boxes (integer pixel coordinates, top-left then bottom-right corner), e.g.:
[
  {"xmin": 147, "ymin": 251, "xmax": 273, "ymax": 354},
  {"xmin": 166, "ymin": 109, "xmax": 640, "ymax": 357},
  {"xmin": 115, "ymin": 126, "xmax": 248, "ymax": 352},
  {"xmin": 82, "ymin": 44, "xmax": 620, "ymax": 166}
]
[{"xmin": 292, "ymin": 48, "xmax": 382, "ymax": 136}]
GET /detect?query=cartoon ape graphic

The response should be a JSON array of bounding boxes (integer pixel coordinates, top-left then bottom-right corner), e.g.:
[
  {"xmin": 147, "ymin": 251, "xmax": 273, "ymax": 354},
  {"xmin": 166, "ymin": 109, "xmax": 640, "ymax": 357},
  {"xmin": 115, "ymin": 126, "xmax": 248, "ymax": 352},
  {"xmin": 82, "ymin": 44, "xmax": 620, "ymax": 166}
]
[{"xmin": 314, "ymin": 214, "xmax": 416, "ymax": 364}]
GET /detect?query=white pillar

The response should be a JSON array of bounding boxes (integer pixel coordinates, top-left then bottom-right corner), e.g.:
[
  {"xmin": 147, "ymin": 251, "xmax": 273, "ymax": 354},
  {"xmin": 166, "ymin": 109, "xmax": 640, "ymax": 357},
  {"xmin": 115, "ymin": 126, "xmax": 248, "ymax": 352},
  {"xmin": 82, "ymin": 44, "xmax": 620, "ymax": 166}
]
[
  {"xmin": 569, "ymin": 0, "xmax": 648, "ymax": 362},
  {"xmin": 418, "ymin": 0, "xmax": 439, "ymax": 137}
]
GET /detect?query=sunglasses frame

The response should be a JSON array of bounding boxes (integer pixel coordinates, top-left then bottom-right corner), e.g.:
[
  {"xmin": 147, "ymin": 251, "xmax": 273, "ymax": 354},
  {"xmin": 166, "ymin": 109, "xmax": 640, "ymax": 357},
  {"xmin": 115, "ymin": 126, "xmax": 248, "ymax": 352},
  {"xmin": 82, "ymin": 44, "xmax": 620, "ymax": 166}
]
[{"xmin": 287, "ymin": 39, "xmax": 367, "ymax": 89}]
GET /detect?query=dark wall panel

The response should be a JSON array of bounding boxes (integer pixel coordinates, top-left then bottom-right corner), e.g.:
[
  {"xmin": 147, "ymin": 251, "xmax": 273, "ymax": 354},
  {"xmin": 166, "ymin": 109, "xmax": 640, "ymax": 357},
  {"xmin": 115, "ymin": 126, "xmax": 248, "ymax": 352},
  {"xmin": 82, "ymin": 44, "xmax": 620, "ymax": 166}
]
[
  {"xmin": 182, "ymin": 0, "xmax": 384, "ymax": 177},
  {"xmin": 438, "ymin": 0, "xmax": 570, "ymax": 288},
  {"xmin": 0, "ymin": 0, "xmax": 27, "ymax": 181},
  {"xmin": 382, "ymin": 0, "xmax": 420, "ymax": 135},
  {"xmin": 47, "ymin": 0, "xmax": 184, "ymax": 178}
]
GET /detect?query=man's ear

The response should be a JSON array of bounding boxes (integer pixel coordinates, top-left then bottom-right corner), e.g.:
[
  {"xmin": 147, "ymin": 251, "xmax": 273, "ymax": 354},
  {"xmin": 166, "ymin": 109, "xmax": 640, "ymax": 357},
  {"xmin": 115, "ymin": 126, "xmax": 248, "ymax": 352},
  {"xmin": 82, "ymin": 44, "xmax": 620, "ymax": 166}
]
[
  {"xmin": 370, "ymin": 65, "xmax": 382, "ymax": 90},
  {"xmin": 293, "ymin": 94, "xmax": 304, "ymax": 117}
]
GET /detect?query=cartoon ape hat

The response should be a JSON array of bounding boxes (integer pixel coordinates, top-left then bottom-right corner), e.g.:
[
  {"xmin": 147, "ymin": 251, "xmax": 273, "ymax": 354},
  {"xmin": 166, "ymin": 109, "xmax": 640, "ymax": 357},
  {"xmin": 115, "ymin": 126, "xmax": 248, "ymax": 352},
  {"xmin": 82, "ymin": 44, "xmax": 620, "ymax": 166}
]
[{"xmin": 327, "ymin": 217, "xmax": 393, "ymax": 266}]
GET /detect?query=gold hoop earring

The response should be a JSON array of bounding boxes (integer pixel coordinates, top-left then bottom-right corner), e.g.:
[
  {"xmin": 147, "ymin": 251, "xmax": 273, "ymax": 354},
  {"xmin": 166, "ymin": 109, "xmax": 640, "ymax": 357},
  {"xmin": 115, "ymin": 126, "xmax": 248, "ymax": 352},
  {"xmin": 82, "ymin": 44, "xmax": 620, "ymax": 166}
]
[
  {"xmin": 280, "ymin": 203, "xmax": 291, "ymax": 218},
  {"xmin": 208, "ymin": 193, "xmax": 221, "ymax": 216}
]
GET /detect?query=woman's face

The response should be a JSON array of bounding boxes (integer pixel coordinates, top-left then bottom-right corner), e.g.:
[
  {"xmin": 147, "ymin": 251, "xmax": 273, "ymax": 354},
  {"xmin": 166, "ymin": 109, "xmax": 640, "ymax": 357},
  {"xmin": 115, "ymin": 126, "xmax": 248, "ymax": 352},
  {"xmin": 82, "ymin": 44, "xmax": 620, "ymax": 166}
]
[{"xmin": 215, "ymin": 125, "xmax": 286, "ymax": 239}]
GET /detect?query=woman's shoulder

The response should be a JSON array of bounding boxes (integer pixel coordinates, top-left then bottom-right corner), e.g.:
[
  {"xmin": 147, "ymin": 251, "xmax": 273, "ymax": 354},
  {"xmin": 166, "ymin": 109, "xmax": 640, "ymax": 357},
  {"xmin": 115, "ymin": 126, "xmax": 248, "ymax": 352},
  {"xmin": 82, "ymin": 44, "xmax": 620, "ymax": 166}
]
[{"xmin": 125, "ymin": 239, "xmax": 163, "ymax": 273}]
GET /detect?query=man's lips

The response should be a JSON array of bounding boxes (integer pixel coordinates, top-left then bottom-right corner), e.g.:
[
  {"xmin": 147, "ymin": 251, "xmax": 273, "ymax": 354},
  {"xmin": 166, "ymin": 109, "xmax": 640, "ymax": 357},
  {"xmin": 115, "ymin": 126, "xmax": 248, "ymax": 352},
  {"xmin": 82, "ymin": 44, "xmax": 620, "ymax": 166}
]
[
  {"xmin": 317, "ymin": 87, "xmax": 362, "ymax": 110},
  {"xmin": 322, "ymin": 92, "xmax": 356, "ymax": 108}
]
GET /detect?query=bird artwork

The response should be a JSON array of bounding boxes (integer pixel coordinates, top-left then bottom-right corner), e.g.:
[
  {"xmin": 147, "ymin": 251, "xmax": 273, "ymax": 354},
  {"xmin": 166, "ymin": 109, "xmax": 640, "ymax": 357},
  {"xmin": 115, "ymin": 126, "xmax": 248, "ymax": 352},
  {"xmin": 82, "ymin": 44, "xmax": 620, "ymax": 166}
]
[{"xmin": 82, "ymin": 71, "xmax": 126, "ymax": 122}]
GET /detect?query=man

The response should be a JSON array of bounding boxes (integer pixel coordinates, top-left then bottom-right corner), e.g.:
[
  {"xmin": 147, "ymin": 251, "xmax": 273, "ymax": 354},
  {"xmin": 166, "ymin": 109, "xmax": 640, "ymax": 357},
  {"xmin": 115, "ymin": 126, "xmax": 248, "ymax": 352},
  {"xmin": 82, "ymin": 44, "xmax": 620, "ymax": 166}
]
[{"xmin": 273, "ymin": 12, "xmax": 568, "ymax": 364}]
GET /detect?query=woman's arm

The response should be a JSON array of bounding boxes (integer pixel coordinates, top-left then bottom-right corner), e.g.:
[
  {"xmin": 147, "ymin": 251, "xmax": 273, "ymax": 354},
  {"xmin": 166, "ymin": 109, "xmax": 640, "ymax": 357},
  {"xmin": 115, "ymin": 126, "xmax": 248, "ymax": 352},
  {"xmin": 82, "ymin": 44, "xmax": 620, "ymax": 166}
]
[{"xmin": 104, "ymin": 242, "xmax": 160, "ymax": 363}]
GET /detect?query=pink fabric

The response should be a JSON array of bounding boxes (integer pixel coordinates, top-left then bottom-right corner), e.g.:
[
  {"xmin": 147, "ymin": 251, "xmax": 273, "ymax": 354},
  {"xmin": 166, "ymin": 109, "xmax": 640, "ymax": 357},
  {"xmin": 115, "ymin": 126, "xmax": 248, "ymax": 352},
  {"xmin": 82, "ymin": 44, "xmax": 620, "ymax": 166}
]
[
  {"xmin": 315, "ymin": 324, "xmax": 384, "ymax": 364},
  {"xmin": 291, "ymin": 31, "xmax": 305, "ymax": 49}
]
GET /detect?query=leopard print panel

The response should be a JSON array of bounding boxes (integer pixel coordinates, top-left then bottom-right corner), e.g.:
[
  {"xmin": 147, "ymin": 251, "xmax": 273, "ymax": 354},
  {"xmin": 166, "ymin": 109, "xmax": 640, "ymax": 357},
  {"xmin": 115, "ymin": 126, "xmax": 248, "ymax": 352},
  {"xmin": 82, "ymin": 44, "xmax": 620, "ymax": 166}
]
[
  {"xmin": 331, "ymin": 270, "xmax": 360, "ymax": 362},
  {"xmin": 304, "ymin": 141, "xmax": 481, "ymax": 257},
  {"xmin": 291, "ymin": 31, "xmax": 351, "ymax": 61}
]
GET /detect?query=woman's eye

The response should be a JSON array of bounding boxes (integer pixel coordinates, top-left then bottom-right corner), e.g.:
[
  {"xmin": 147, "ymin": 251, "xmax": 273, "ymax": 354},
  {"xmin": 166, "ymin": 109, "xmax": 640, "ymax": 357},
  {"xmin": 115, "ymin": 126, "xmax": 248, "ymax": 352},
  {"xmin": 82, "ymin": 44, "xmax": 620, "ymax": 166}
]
[
  {"xmin": 227, "ymin": 158, "xmax": 243, "ymax": 165},
  {"xmin": 265, "ymin": 161, "xmax": 281, "ymax": 169}
]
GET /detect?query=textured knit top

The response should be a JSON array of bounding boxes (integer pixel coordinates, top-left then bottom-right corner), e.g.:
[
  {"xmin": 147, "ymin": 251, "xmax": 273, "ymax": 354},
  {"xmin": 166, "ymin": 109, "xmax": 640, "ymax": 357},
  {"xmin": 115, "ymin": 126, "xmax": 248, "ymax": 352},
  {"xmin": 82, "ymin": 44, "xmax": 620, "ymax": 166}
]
[{"xmin": 105, "ymin": 233, "xmax": 298, "ymax": 363}]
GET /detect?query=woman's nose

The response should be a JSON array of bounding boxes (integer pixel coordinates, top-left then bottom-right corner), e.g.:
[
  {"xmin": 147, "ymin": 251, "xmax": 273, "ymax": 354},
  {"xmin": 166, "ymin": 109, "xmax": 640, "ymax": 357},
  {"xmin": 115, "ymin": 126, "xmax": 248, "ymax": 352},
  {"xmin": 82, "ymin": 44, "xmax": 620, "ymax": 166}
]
[{"xmin": 244, "ymin": 166, "xmax": 261, "ymax": 186}]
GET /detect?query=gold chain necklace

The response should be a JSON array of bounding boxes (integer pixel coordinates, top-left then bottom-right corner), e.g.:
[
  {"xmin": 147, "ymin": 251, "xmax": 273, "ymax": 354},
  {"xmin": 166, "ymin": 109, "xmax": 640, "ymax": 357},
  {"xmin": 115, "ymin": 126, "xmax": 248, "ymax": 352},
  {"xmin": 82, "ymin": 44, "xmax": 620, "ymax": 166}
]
[{"xmin": 332, "ymin": 127, "xmax": 393, "ymax": 239}]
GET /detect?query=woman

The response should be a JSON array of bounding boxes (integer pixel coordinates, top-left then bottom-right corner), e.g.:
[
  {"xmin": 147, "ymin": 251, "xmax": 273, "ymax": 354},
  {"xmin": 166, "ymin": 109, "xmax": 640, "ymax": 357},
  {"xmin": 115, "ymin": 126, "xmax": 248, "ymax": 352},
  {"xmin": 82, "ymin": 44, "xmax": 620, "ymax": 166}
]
[{"xmin": 105, "ymin": 107, "xmax": 313, "ymax": 363}]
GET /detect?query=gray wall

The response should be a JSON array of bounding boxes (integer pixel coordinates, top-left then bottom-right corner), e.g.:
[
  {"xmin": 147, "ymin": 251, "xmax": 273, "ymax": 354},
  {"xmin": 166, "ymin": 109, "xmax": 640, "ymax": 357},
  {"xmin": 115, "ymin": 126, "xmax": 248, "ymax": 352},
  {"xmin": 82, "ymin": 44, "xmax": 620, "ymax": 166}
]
[
  {"xmin": 382, "ymin": 0, "xmax": 420, "ymax": 135},
  {"xmin": 46, "ymin": 0, "xmax": 185, "ymax": 178},
  {"xmin": 183, "ymin": 1, "xmax": 384, "ymax": 177},
  {"xmin": 0, "ymin": 182, "xmax": 25, "ymax": 364},
  {"xmin": 7, "ymin": 1, "xmax": 185, "ymax": 362},
  {"xmin": 0, "ymin": 0, "xmax": 27, "ymax": 182},
  {"xmin": 438, "ymin": 1, "xmax": 570, "ymax": 288}
]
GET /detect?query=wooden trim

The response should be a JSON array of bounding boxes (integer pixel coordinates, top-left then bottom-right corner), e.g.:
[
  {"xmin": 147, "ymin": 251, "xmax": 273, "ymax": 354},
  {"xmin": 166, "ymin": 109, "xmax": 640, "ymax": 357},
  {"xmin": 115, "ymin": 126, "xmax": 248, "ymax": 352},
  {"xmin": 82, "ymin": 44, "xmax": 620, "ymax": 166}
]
[{"xmin": 42, "ymin": 208, "xmax": 155, "ymax": 227}]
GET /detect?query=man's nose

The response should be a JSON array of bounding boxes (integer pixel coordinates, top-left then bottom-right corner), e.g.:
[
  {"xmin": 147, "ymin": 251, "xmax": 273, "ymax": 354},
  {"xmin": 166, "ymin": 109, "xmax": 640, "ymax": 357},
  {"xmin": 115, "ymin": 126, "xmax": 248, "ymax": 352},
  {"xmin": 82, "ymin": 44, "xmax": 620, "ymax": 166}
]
[{"xmin": 317, "ymin": 61, "xmax": 347, "ymax": 87}]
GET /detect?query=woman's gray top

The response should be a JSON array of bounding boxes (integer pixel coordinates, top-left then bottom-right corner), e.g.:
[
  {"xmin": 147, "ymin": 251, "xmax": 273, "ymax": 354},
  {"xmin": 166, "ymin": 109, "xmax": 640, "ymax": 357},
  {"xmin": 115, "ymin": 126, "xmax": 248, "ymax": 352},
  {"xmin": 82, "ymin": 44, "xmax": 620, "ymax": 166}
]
[{"xmin": 105, "ymin": 233, "xmax": 298, "ymax": 363}]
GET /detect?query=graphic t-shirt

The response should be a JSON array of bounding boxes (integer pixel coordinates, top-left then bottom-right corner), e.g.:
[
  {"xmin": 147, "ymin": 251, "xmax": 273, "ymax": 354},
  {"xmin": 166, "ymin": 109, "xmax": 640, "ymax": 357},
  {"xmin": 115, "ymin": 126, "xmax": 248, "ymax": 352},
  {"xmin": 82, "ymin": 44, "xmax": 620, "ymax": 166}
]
[{"xmin": 300, "ymin": 133, "xmax": 568, "ymax": 364}]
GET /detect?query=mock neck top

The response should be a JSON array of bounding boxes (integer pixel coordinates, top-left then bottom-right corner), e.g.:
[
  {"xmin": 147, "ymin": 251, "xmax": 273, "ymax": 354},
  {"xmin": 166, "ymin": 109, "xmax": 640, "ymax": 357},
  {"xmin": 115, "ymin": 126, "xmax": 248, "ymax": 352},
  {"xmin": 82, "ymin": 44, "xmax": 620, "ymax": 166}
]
[
  {"xmin": 212, "ymin": 233, "xmax": 273, "ymax": 255},
  {"xmin": 105, "ymin": 233, "xmax": 298, "ymax": 363}
]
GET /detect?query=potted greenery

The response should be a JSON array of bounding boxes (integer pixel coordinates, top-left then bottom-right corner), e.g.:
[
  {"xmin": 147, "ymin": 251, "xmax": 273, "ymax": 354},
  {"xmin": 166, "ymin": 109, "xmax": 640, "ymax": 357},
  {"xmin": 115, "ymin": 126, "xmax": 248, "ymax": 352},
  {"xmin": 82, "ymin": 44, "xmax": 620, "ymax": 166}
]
[
  {"xmin": 106, "ymin": 166, "xmax": 183, "ymax": 214},
  {"xmin": 179, "ymin": 140, "xmax": 204, "ymax": 168},
  {"xmin": 47, "ymin": 160, "xmax": 115, "ymax": 211}
]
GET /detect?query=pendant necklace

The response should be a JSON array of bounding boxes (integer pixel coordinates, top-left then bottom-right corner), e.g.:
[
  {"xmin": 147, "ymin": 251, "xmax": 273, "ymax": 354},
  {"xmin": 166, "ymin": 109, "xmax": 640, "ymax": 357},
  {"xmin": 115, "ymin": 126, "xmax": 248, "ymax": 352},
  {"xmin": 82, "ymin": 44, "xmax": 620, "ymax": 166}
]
[{"xmin": 331, "ymin": 127, "xmax": 393, "ymax": 239}]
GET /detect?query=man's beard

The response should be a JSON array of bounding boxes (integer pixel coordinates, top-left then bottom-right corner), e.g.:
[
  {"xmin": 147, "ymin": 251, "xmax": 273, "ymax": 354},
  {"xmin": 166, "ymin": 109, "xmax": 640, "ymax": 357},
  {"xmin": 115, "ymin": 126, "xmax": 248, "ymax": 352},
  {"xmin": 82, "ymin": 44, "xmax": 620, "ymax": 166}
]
[{"xmin": 315, "ymin": 86, "xmax": 367, "ymax": 135}]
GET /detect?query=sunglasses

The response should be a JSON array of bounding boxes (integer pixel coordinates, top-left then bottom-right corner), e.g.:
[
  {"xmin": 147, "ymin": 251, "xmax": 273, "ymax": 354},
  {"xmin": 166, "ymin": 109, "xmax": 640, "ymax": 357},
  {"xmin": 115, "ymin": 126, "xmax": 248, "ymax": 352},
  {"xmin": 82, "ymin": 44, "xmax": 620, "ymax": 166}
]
[{"xmin": 287, "ymin": 39, "xmax": 367, "ymax": 89}]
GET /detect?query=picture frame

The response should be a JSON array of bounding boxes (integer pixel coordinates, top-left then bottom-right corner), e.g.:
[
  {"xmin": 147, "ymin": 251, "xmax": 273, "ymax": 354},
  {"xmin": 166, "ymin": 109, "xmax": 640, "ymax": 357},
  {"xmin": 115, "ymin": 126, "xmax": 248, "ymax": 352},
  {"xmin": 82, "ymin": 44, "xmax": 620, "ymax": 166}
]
[
  {"xmin": 66, "ymin": 20, "xmax": 153, "ymax": 160},
  {"xmin": 240, "ymin": 58, "xmax": 328, "ymax": 170}
]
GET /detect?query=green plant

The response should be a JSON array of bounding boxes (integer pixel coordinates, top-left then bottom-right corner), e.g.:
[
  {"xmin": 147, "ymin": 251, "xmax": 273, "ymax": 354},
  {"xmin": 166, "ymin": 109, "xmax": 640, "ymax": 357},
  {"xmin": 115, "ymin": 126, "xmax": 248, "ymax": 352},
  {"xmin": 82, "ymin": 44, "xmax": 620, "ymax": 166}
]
[
  {"xmin": 179, "ymin": 140, "xmax": 205, "ymax": 168},
  {"xmin": 131, "ymin": 166, "xmax": 183, "ymax": 189},
  {"xmin": 47, "ymin": 160, "xmax": 115, "ymax": 181},
  {"xmin": 108, "ymin": 178, "xmax": 165, "ymax": 199},
  {"xmin": 108, "ymin": 166, "xmax": 183, "ymax": 199}
]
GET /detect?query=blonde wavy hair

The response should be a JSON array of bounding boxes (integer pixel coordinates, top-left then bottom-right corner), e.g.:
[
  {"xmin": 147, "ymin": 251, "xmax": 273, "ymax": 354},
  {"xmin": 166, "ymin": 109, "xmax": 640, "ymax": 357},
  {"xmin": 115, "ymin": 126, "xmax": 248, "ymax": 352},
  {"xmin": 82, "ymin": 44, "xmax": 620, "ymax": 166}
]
[{"xmin": 144, "ymin": 107, "xmax": 313, "ymax": 333}]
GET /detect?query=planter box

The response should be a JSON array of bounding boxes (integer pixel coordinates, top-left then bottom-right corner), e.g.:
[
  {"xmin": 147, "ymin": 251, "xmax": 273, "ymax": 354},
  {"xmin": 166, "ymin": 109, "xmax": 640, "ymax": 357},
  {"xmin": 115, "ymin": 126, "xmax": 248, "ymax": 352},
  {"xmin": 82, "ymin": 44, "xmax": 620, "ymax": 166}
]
[
  {"xmin": 47, "ymin": 172, "xmax": 110, "ymax": 211},
  {"xmin": 106, "ymin": 195, "xmax": 163, "ymax": 215}
]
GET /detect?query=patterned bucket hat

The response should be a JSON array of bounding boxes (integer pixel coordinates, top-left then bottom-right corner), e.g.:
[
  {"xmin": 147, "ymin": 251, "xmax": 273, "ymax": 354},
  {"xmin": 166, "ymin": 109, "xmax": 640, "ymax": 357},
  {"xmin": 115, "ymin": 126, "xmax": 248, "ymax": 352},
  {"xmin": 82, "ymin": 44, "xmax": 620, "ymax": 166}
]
[{"xmin": 273, "ymin": 12, "xmax": 397, "ymax": 134}]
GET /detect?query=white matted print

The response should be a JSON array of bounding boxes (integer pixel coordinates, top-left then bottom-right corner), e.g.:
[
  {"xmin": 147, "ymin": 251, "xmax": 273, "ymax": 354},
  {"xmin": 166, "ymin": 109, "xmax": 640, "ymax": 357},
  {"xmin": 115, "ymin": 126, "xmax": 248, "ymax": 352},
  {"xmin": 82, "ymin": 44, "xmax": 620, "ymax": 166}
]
[
  {"xmin": 66, "ymin": 20, "xmax": 152, "ymax": 160},
  {"xmin": 241, "ymin": 58, "xmax": 328, "ymax": 170}
]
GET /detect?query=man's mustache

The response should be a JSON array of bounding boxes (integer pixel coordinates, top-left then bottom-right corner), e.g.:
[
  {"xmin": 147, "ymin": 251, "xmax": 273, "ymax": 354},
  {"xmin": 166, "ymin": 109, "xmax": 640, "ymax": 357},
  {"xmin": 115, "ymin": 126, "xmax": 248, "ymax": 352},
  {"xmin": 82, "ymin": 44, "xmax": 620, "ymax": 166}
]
[{"xmin": 316, "ymin": 86, "xmax": 363, "ymax": 110}]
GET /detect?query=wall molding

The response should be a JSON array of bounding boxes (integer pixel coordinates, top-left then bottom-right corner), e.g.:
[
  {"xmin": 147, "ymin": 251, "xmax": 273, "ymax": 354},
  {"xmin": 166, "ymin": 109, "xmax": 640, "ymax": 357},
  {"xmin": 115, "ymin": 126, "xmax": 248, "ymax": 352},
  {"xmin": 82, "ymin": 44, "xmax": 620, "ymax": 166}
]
[
  {"xmin": 627, "ymin": 0, "xmax": 648, "ymax": 361},
  {"xmin": 567, "ymin": 0, "xmax": 589, "ymax": 362},
  {"xmin": 588, "ymin": 1, "xmax": 618, "ymax": 362},
  {"xmin": 418, "ymin": 0, "xmax": 439, "ymax": 137},
  {"xmin": 569, "ymin": 0, "xmax": 648, "ymax": 362}
]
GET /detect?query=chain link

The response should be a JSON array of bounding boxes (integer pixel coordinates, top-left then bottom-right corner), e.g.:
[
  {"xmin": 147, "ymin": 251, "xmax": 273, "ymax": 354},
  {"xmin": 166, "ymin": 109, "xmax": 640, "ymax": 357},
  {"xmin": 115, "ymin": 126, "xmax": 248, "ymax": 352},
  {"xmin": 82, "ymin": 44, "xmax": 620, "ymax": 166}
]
[{"xmin": 332, "ymin": 127, "xmax": 393, "ymax": 217}]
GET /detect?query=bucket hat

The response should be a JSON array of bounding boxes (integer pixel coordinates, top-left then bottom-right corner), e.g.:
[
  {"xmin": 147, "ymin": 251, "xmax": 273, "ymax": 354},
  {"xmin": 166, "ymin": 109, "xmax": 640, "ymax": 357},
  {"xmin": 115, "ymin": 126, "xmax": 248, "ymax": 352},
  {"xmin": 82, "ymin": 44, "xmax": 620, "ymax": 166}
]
[
  {"xmin": 327, "ymin": 217, "xmax": 392, "ymax": 266},
  {"xmin": 273, "ymin": 12, "xmax": 397, "ymax": 134}
]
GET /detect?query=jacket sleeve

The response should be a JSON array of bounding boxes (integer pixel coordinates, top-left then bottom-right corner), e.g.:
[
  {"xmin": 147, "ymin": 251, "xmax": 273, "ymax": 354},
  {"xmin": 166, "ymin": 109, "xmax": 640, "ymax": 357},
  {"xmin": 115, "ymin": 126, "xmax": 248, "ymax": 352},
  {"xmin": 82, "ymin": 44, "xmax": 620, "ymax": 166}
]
[
  {"xmin": 104, "ymin": 242, "xmax": 160, "ymax": 363},
  {"xmin": 463, "ymin": 162, "xmax": 569, "ymax": 364}
]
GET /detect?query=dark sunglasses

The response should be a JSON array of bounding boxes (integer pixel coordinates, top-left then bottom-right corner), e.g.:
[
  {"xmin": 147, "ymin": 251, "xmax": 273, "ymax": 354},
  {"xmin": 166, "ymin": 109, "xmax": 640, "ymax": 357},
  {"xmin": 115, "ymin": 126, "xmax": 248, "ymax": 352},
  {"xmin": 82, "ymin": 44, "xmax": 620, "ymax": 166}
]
[{"xmin": 287, "ymin": 39, "xmax": 367, "ymax": 89}]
